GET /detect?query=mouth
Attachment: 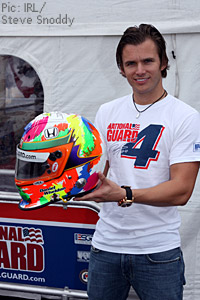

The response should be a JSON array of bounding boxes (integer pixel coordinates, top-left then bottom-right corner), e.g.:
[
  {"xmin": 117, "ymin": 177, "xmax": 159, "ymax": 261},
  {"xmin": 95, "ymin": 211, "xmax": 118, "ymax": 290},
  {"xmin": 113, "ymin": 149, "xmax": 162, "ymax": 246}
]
[{"xmin": 135, "ymin": 78, "xmax": 149, "ymax": 83}]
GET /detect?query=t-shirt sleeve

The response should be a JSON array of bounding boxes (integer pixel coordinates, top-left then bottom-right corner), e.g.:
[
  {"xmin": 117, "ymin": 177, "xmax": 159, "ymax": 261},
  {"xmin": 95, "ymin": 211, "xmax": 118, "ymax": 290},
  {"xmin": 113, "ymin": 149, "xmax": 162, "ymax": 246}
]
[{"xmin": 170, "ymin": 111, "xmax": 200, "ymax": 165}]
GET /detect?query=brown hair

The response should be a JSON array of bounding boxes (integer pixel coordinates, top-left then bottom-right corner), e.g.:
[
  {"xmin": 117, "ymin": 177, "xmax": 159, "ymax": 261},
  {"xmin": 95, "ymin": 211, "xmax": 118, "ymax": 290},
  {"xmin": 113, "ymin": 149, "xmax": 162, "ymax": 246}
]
[{"xmin": 116, "ymin": 24, "xmax": 169, "ymax": 78}]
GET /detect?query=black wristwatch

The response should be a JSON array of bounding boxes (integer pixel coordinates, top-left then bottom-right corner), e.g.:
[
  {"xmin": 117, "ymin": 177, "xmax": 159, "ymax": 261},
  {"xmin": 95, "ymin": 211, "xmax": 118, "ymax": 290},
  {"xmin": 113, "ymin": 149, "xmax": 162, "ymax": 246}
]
[{"xmin": 118, "ymin": 186, "xmax": 134, "ymax": 207}]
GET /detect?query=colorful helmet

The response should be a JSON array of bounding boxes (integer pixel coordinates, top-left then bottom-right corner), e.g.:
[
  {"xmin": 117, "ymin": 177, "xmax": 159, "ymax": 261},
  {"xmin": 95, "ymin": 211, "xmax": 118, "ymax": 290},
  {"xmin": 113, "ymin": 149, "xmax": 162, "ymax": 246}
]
[{"xmin": 15, "ymin": 112, "xmax": 104, "ymax": 210}]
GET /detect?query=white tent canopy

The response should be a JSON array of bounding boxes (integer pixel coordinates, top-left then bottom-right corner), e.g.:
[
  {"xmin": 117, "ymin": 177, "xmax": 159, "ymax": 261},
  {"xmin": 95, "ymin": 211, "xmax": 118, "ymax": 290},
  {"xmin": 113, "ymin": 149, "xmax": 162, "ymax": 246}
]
[{"xmin": 0, "ymin": 1, "xmax": 200, "ymax": 299}]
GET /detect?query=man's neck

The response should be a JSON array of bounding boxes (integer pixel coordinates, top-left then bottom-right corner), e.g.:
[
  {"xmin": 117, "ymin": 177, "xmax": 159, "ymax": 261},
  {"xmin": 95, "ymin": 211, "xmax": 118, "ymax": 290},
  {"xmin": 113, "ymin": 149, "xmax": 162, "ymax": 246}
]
[{"xmin": 133, "ymin": 88, "xmax": 166, "ymax": 105}]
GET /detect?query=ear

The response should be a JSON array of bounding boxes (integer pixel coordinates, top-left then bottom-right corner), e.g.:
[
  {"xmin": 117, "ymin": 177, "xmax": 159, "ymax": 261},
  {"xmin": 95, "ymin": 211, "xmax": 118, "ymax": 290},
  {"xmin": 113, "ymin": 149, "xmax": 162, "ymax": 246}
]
[
  {"xmin": 161, "ymin": 65, "xmax": 166, "ymax": 72},
  {"xmin": 120, "ymin": 67, "xmax": 126, "ymax": 78},
  {"xmin": 160, "ymin": 60, "xmax": 167, "ymax": 72}
]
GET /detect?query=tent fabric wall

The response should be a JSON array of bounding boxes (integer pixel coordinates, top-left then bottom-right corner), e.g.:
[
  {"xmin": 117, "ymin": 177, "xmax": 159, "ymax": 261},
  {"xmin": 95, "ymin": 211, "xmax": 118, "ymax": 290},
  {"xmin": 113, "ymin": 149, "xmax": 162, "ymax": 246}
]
[
  {"xmin": 0, "ymin": 1, "xmax": 200, "ymax": 299},
  {"xmin": 0, "ymin": 34, "xmax": 178, "ymax": 122}
]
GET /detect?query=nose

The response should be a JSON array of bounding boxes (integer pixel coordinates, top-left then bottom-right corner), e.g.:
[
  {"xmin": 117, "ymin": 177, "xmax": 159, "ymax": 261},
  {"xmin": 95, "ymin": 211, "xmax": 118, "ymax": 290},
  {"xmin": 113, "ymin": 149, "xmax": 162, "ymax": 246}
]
[{"xmin": 136, "ymin": 63, "xmax": 145, "ymax": 76}]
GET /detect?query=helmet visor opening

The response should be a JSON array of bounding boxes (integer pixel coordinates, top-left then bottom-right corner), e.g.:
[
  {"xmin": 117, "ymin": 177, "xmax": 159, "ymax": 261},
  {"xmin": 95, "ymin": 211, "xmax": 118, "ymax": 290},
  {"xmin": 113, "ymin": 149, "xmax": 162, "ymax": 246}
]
[
  {"xmin": 16, "ymin": 160, "xmax": 50, "ymax": 180},
  {"xmin": 15, "ymin": 143, "xmax": 74, "ymax": 183},
  {"xmin": 16, "ymin": 146, "xmax": 50, "ymax": 180}
]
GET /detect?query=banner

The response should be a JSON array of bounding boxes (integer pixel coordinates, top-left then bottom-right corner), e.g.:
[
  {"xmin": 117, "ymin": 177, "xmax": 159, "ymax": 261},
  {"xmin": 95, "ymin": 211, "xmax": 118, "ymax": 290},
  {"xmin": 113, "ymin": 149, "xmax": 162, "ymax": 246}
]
[{"xmin": 0, "ymin": 202, "xmax": 99, "ymax": 291}]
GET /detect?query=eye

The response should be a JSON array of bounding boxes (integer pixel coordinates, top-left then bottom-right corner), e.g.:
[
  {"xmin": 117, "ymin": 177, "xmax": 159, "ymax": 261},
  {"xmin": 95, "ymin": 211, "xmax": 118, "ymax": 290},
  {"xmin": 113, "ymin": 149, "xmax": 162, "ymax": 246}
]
[
  {"xmin": 144, "ymin": 58, "xmax": 154, "ymax": 64},
  {"xmin": 125, "ymin": 61, "xmax": 136, "ymax": 67}
]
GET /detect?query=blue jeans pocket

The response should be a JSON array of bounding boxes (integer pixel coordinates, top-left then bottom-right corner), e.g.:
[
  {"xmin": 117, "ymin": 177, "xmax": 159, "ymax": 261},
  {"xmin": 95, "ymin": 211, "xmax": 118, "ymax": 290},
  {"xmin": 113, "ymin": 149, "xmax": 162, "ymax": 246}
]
[
  {"xmin": 146, "ymin": 247, "xmax": 181, "ymax": 264},
  {"xmin": 145, "ymin": 247, "xmax": 186, "ymax": 287}
]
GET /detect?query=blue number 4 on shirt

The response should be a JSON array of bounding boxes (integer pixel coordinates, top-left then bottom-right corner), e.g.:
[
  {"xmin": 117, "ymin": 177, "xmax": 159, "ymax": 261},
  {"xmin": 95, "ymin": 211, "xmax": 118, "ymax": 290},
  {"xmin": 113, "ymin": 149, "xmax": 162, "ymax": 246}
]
[{"xmin": 121, "ymin": 125, "xmax": 165, "ymax": 169}]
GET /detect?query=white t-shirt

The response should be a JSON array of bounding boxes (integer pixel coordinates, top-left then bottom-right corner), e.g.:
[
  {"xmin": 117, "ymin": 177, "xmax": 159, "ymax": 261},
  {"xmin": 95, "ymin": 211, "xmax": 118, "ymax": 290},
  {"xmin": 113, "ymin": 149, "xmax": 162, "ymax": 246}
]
[{"xmin": 92, "ymin": 94, "xmax": 200, "ymax": 254}]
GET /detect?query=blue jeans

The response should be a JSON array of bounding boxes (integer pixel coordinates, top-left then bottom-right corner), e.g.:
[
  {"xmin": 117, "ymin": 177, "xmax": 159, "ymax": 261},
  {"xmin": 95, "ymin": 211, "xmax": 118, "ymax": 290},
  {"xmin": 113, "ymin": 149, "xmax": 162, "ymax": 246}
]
[{"xmin": 87, "ymin": 246, "xmax": 186, "ymax": 300}]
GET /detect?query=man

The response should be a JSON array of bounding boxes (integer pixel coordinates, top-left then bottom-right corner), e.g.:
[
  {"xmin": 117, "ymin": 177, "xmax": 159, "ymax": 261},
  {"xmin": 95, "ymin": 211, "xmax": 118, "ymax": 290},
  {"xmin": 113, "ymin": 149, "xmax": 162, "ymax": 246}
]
[{"xmin": 75, "ymin": 24, "xmax": 200, "ymax": 300}]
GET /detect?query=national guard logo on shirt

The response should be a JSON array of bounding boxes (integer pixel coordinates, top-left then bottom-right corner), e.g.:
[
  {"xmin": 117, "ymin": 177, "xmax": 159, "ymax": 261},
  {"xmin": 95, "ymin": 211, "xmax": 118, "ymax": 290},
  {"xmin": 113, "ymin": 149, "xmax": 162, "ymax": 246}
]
[{"xmin": 107, "ymin": 123, "xmax": 140, "ymax": 142}]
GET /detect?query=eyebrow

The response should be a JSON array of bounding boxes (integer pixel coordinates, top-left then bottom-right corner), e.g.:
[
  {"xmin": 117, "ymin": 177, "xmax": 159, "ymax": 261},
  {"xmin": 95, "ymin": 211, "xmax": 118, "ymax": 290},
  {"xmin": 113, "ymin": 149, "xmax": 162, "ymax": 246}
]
[{"xmin": 124, "ymin": 57, "xmax": 155, "ymax": 66}]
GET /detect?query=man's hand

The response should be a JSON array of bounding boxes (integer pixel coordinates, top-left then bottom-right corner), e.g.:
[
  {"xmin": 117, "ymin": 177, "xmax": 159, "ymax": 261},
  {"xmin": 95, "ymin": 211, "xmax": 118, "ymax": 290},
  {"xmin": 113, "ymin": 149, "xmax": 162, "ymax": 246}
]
[{"xmin": 74, "ymin": 172, "xmax": 125, "ymax": 203}]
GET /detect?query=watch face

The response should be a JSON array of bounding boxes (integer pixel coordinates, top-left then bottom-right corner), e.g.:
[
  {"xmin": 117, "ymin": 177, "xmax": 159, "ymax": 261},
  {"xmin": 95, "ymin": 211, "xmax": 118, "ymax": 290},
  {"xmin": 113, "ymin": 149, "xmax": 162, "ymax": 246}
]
[{"xmin": 118, "ymin": 198, "xmax": 133, "ymax": 207}]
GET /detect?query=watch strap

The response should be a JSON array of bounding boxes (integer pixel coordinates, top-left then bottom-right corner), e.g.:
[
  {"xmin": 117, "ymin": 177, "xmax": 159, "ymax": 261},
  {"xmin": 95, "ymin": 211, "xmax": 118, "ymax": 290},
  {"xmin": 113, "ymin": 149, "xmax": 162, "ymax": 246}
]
[{"xmin": 118, "ymin": 186, "xmax": 134, "ymax": 207}]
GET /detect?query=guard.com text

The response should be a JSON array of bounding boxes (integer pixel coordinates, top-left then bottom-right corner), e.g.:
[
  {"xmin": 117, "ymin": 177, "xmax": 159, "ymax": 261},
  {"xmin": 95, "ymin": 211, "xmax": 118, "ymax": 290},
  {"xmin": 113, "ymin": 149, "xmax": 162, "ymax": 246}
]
[{"xmin": 0, "ymin": 271, "xmax": 45, "ymax": 283}]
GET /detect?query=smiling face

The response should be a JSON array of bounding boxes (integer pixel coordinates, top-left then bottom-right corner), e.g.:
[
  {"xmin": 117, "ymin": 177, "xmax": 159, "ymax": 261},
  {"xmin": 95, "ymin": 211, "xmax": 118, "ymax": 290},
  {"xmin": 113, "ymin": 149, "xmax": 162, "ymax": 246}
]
[{"xmin": 121, "ymin": 39, "xmax": 167, "ymax": 104}]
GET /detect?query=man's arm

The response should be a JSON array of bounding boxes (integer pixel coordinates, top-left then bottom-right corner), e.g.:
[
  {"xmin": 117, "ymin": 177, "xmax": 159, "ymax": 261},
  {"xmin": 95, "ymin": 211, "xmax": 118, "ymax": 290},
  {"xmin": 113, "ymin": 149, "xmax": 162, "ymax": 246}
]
[
  {"xmin": 133, "ymin": 162, "xmax": 199, "ymax": 206},
  {"xmin": 74, "ymin": 161, "xmax": 199, "ymax": 207}
]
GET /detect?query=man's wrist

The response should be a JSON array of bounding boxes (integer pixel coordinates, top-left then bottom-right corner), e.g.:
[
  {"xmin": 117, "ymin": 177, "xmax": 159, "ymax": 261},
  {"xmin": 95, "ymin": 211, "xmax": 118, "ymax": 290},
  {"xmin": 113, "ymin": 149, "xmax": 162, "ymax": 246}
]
[{"xmin": 118, "ymin": 186, "xmax": 134, "ymax": 207}]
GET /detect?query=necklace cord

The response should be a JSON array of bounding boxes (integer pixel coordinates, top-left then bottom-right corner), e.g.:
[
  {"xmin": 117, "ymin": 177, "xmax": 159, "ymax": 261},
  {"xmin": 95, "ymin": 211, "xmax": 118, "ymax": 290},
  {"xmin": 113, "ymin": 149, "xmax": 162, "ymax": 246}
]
[{"xmin": 133, "ymin": 90, "xmax": 167, "ymax": 114}]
